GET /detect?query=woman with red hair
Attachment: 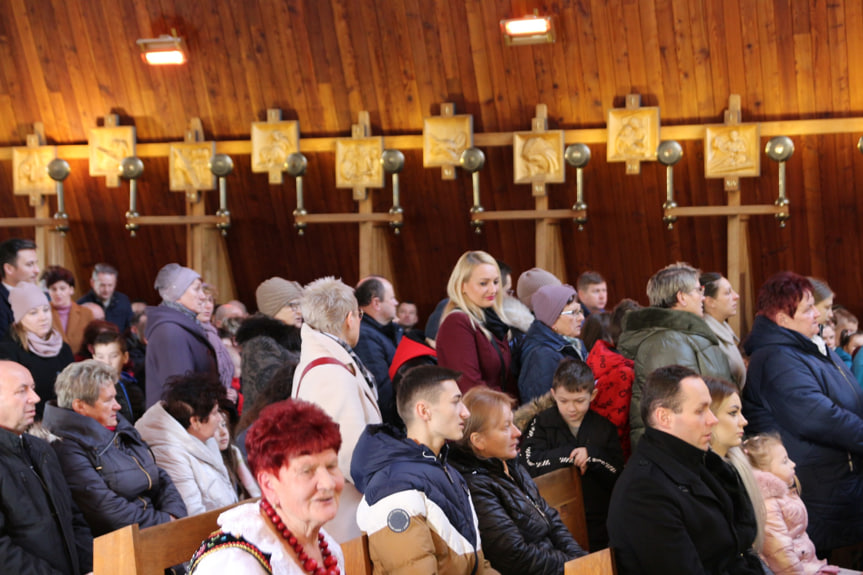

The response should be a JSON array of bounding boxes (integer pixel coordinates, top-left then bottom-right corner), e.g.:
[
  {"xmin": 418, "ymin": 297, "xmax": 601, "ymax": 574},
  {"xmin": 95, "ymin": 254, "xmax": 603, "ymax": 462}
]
[
  {"xmin": 742, "ymin": 271, "xmax": 863, "ymax": 560},
  {"xmin": 190, "ymin": 399, "xmax": 346, "ymax": 574}
]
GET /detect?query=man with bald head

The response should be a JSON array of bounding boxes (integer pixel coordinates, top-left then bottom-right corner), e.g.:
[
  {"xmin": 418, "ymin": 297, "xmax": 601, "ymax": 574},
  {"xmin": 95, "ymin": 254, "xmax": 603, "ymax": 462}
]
[
  {"xmin": 0, "ymin": 361, "xmax": 93, "ymax": 574},
  {"xmin": 607, "ymin": 365, "xmax": 762, "ymax": 575}
]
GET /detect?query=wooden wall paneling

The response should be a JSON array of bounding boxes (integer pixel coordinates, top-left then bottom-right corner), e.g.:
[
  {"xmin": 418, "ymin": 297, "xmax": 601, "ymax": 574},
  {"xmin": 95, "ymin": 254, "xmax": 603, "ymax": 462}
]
[
  {"xmin": 574, "ymin": 2, "xmax": 604, "ymax": 125},
  {"xmin": 590, "ymin": 0, "xmax": 623, "ymax": 120},
  {"xmin": 331, "ymin": 0, "xmax": 368, "ymax": 117}
]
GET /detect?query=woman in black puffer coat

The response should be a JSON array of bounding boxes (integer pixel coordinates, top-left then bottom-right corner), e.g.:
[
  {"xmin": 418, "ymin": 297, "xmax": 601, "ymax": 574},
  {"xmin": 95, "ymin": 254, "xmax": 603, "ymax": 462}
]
[{"xmin": 448, "ymin": 386, "xmax": 586, "ymax": 575}]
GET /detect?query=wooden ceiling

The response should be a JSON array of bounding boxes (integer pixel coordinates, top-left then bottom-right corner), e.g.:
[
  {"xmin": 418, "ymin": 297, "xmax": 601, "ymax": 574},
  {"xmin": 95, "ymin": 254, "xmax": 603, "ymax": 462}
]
[{"xmin": 1, "ymin": 0, "xmax": 862, "ymax": 322}]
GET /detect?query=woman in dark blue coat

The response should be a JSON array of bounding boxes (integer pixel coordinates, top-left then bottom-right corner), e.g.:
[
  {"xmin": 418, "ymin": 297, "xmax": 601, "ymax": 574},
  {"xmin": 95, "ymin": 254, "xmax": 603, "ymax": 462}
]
[
  {"xmin": 742, "ymin": 271, "xmax": 863, "ymax": 555},
  {"xmin": 517, "ymin": 285, "xmax": 586, "ymax": 403},
  {"xmin": 43, "ymin": 360, "xmax": 187, "ymax": 536},
  {"xmin": 448, "ymin": 386, "xmax": 586, "ymax": 575}
]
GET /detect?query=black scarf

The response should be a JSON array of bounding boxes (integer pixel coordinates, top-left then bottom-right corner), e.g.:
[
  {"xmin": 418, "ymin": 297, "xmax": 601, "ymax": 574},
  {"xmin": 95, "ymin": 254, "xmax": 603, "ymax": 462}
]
[{"xmin": 483, "ymin": 307, "xmax": 509, "ymax": 341}]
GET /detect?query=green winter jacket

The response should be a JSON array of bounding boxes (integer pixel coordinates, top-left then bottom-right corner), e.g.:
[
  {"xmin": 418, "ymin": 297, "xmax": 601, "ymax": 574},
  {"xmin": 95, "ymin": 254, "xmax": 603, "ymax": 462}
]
[{"xmin": 618, "ymin": 307, "xmax": 732, "ymax": 448}]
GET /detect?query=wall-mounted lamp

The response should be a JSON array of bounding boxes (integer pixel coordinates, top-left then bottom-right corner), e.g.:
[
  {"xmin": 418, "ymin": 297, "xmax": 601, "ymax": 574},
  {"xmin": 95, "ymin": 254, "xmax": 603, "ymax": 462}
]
[
  {"xmin": 119, "ymin": 157, "xmax": 144, "ymax": 237},
  {"xmin": 137, "ymin": 33, "xmax": 187, "ymax": 65},
  {"xmin": 501, "ymin": 14, "xmax": 555, "ymax": 46},
  {"xmin": 564, "ymin": 144, "xmax": 591, "ymax": 230},
  {"xmin": 285, "ymin": 153, "xmax": 308, "ymax": 235},
  {"xmin": 765, "ymin": 136, "xmax": 794, "ymax": 227},
  {"xmin": 209, "ymin": 154, "xmax": 233, "ymax": 236},
  {"xmin": 460, "ymin": 147, "xmax": 486, "ymax": 234},
  {"xmin": 46, "ymin": 159, "xmax": 71, "ymax": 236},
  {"xmin": 657, "ymin": 141, "xmax": 683, "ymax": 230},
  {"xmin": 381, "ymin": 150, "xmax": 405, "ymax": 234}
]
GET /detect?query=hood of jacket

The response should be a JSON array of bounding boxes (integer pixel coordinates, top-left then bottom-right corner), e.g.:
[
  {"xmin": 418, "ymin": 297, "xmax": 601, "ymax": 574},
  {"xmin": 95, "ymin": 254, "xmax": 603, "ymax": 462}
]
[
  {"xmin": 752, "ymin": 467, "xmax": 790, "ymax": 499},
  {"xmin": 235, "ymin": 314, "xmax": 301, "ymax": 350},
  {"xmin": 513, "ymin": 392, "xmax": 556, "ymax": 432},
  {"xmin": 351, "ymin": 424, "xmax": 444, "ymax": 494},
  {"xmin": 144, "ymin": 303, "xmax": 208, "ymax": 344},
  {"xmin": 42, "ymin": 401, "xmax": 138, "ymax": 450},
  {"xmin": 134, "ymin": 402, "xmax": 223, "ymax": 468},
  {"xmin": 743, "ymin": 314, "xmax": 826, "ymax": 360},
  {"xmin": 447, "ymin": 442, "xmax": 513, "ymax": 479},
  {"xmin": 587, "ymin": 340, "xmax": 633, "ymax": 379},
  {"xmin": 618, "ymin": 307, "xmax": 719, "ymax": 358},
  {"xmin": 503, "ymin": 296, "xmax": 535, "ymax": 335}
]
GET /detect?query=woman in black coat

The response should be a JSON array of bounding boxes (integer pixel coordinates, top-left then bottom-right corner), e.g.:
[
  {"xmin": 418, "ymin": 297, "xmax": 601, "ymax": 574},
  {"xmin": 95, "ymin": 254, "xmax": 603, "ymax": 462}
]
[
  {"xmin": 42, "ymin": 360, "xmax": 187, "ymax": 536},
  {"xmin": 448, "ymin": 386, "xmax": 586, "ymax": 575}
]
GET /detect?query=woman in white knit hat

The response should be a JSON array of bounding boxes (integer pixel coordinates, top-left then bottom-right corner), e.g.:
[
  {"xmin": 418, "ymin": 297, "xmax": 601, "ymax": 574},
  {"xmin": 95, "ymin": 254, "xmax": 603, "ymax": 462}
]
[
  {"xmin": 144, "ymin": 263, "xmax": 217, "ymax": 408},
  {"xmin": 0, "ymin": 281, "xmax": 74, "ymax": 418}
]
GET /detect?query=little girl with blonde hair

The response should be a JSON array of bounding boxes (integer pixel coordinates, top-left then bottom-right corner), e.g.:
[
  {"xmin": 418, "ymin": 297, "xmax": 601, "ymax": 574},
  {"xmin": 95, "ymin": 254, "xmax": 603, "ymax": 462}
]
[{"xmin": 744, "ymin": 433, "xmax": 848, "ymax": 575}]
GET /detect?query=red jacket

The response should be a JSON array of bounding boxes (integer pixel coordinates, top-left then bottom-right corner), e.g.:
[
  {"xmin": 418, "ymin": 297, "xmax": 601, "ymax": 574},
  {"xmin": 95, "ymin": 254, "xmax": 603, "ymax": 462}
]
[
  {"xmin": 437, "ymin": 311, "xmax": 510, "ymax": 393},
  {"xmin": 586, "ymin": 340, "xmax": 634, "ymax": 460}
]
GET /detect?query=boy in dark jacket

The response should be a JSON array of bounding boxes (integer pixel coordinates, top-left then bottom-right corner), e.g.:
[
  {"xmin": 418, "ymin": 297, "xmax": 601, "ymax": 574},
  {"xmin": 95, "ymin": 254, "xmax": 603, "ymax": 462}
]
[{"xmin": 519, "ymin": 357, "xmax": 623, "ymax": 550}]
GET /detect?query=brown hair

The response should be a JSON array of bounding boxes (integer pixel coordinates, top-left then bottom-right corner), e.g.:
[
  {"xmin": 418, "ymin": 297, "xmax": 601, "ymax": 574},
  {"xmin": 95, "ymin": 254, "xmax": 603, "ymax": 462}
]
[{"xmin": 459, "ymin": 387, "xmax": 515, "ymax": 452}]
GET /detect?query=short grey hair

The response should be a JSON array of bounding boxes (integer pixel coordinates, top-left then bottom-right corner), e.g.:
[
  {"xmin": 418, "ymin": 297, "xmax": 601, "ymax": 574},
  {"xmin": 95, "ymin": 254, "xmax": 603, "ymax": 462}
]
[
  {"xmin": 646, "ymin": 262, "xmax": 700, "ymax": 308},
  {"xmin": 301, "ymin": 276, "xmax": 357, "ymax": 336},
  {"xmin": 92, "ymin": 263, "xmax": 118, "ymax": 279},
  {"xmin": 55, "ymin": 360, "xmax": 117, "ymax": 409}
]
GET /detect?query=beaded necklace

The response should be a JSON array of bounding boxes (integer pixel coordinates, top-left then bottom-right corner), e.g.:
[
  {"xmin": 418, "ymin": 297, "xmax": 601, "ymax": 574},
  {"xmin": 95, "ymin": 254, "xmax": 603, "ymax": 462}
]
[{"xmin": 260, "ymin": 498, "xmax": 340, "ymax": 575}]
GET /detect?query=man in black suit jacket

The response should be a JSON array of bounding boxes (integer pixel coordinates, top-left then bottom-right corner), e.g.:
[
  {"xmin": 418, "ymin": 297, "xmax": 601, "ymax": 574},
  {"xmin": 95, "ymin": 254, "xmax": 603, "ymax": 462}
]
[
  {"xmin": 0, "ymin": 238, "xmax": 40, "ymax": 342},
  {"xmin": 607, "ymin": 365, "xmax": 763, "ymax": 575}
]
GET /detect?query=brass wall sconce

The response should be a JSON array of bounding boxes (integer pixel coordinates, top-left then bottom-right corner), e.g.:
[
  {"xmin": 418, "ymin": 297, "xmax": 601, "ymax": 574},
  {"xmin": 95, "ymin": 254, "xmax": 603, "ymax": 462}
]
[
  {"xmin": 765, "ymin": 136, "xmax": 794, "ymax": 227},
  {"xmin": 381, "ymin": 150, "xmax": 405, "ymax": 234},
  {"xmin": 657, "ymin": 140, "xmax": 684, "ymax": 230},
  {"xmin": 460, "ymin": 147, "xmax": 486, "ymax": 234},
  {"xmin": 209, "ymin": 154, "xmax": 233, "ymax": 236},
  {"xmin": 564, "ymin": 144, "xmax": 591, "ymax": 230},
  {"xmin": 119, "ymin": 157, "xmax": 144, "ymax": 237},
  {"xmin": 285, "ymin": 152, "xmax": 308, "ymax": 235},
  {"xmin": 46, "ymin": 159, "xmax": 71, "ymax": 235}
]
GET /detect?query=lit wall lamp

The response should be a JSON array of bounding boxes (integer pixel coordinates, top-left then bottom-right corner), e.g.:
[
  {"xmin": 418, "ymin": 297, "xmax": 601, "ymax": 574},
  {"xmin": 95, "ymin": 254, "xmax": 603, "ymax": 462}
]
[
  {"xmin": 765, "ymin": 136, "xmax": 794, "ymax": 227},
  {"xmin": 657, "ymin": 141, "xmax": 683, "ymax": 230},
  {"xmin": 46, "ymin": 159, "xmax": 71, "ymax": 235},
  {"xmin": 137, "ymin": 32, "xmax": 187, "ymax": 66},
  {"xmin": 501, "ymin": 14, "xmax": 555, "ymax": 46}
]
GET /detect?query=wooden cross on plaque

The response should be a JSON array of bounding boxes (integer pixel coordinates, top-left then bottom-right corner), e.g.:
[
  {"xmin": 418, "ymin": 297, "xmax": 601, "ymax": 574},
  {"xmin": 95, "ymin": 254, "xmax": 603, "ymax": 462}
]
[
  {"xmin": 423, "ymin": 103, "xmax": 473, "ymax": 180},
  {"xmin": 607, "ymin": 94, "xmax": 660, "ymax": 175},
  {"xmin": 12, "ymin": 123, "xmax": 56, "ymax": 206}
]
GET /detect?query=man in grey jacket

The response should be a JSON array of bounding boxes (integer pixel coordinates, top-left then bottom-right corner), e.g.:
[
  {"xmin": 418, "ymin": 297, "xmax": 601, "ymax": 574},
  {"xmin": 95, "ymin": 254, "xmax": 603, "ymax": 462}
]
[{"xmin": 618, "ymin": 263, "xmax": 732, "ymax": 448}]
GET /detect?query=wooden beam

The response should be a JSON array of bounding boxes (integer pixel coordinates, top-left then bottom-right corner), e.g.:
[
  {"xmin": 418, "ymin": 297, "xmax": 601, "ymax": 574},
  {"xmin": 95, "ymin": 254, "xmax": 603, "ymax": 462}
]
[{"xmin": 3, "ymin": 116, "xmax": 863, "ymax": 161}]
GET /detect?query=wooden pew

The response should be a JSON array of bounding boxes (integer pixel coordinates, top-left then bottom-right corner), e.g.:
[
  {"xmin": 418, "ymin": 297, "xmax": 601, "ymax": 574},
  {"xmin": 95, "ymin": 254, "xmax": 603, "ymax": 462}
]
[
  {"xmin": 533, "ymin": 466, "xmax": 590, "ymax": 551},
  {"xmin": 93, "ymin": 502, "xmax": 232, "ymax": 575},
  {"xmin": 94, "ymin": 501, "xmax": 373, "ymax": 575},
  {"xmin": 564, "ymin": 548, "xmax": 616, "ymax": 575}
]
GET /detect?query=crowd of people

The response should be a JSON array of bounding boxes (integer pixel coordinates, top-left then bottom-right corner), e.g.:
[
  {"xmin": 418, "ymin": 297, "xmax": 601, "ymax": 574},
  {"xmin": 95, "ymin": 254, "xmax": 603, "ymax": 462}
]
[{"xmin": 0, "ymin": 235, "xmax": 862, "ymax": 574}]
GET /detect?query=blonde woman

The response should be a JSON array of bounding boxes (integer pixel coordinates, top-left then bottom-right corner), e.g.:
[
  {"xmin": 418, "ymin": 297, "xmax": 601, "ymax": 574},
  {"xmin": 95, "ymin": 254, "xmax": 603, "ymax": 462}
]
[{"xmin": 436, "ymin": 251, "xmax": 512, "ymax": 392}]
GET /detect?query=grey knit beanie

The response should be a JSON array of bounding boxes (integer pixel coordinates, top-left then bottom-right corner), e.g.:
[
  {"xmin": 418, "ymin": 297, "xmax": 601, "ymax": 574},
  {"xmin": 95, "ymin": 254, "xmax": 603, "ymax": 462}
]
[
  {"xmin": 517, "ymin": 267, "xmax": 562, "ymax": 310},
  {"xmin": 154, "ymin": 263, "xmax": 200, "ymax": 302},
  {"xmin": 532, "ymin": 284, "xmax": 577, "ymax": 327},
  {"xmin": 10, "ymin": 282, "xmax": 49, "ymax": 323}
]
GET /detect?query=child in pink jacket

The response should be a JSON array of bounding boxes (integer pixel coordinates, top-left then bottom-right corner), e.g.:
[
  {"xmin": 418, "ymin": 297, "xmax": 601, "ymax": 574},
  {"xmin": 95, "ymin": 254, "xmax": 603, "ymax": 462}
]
[{"xmin": 744, "ymin": 433, "xmax": 842, "ymax": 575}]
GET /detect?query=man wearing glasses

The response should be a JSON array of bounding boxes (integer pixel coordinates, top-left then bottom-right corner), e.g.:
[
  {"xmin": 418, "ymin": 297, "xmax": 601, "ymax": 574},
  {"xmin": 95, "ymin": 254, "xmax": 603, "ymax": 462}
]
[{"xmin": 617, "ymin": 262, "xmax": 732, "ymax": 449}]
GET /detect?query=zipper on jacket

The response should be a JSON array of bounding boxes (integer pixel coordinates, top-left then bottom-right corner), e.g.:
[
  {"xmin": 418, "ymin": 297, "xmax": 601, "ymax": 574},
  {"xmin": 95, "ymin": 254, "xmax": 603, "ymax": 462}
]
[{"xmin": 830, "ymin": 357, "xmax": 859, "ymax": 472}]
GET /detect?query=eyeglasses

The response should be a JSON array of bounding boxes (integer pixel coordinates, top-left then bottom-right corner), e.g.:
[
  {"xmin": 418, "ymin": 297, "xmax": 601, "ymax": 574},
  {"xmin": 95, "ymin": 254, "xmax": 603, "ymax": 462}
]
[
  {"xmin": 560, "ymin": 309, "xmax": 584, "ymax": 317},
  {"xmin": 355, "ymin": 309, "xmax": 364, "ymax": 319}
]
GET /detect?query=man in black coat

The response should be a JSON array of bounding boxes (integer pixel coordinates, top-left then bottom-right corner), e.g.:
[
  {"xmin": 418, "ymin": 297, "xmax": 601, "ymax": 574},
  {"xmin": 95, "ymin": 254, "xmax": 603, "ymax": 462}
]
[
  {"xmin": 0, "ymin": 238, "xmax": 40, "ymax": 342},
  {"xmin": 607, "ymin": 365, "xmax": 763, "ymax": 575},
  {"xmin": 0, "ymin": 360, "xmax": 93, "ymax": 575},
  {"xmin": 77, "ymin": 263, "xmax": 133, "ymax": 333}
]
